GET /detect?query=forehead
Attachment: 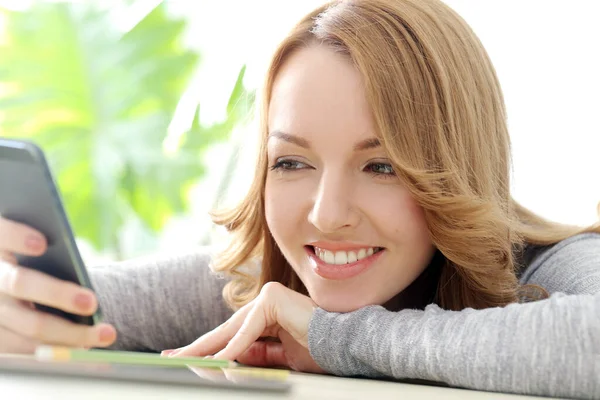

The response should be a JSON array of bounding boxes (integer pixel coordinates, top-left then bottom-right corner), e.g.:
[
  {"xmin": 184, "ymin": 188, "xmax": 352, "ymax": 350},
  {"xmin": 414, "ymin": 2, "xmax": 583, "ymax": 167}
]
[{"xmin": 268, "ymin": 45, "xmax": 376, "ymax": 143}]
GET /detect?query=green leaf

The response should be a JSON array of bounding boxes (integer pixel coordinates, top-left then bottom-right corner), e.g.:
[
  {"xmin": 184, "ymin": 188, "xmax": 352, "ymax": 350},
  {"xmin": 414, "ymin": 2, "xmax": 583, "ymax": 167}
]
[{"xmin": 0, "ymin": 1, "xmax": 255, "ymax": 255}]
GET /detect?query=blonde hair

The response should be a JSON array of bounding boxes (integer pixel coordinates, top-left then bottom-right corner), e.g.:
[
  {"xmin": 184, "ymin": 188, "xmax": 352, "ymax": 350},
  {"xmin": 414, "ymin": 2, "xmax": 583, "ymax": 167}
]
[{"xmin": 210, "ymin": 0, "xmax": 600, "ymax": 311}]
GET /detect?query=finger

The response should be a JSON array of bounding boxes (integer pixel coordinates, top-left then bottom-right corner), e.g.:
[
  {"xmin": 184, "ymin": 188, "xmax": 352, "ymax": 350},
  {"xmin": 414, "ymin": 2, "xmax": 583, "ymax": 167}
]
[
  {"xmin": 0, "ymin": 297, "xmax": 116, "ymax": 348},
  {"xmin": 0, "ymin": 324, "xmax": 39, "ymax": 354},
  {"xmin": 0, "ymin": 251, "xmax": 17, "ymax": 265},
  {"xmin": 0, "ymin": 217, "xmax": 47, "ymax": 256},
  {"xmin": 235, "ymin": 341, "xmax": 288, "ymax": 368},
  {"xmin": 214, "ymin": 302, "xmax": 270, "ymax": 361},
  {"xmin": 172, "ymin": 302, "xmax": 256, "ymax": 358},
  {"xmin": 0, "ymin": 261, "xmax": 98, "ymax": 316}
]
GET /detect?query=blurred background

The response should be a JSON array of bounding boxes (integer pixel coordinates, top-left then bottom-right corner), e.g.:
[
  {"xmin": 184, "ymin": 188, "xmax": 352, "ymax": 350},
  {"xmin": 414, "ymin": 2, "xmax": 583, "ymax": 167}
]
[{"xmin": 0, "ymin": 0, "xmax": 598, "ymax": 265}]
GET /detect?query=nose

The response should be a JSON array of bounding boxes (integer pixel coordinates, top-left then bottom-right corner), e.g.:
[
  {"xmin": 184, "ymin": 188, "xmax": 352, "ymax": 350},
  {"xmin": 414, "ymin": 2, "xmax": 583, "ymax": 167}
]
[{"xmin": 307, "ymin": 170, "xmax": 359, "ymax": 233}]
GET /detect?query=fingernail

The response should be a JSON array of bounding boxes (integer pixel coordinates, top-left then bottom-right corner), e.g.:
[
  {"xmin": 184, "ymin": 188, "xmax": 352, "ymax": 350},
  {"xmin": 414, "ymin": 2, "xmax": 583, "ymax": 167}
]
[
  {"xmin": 74, "ymin": 293, "xmax": 92, "ymax": 310},
  {"xmin": 99, "ymin": 326, "xmax": 115, "ymax": 343},
  {"xmin": 168, "ymin": 349, "xmax": 182, "ymax": 357},
  {"xmin": 26, "ymin": 234, "xmax": 44, "ymax": 250},
  {"xmin": 161, "ymin": 349, "xmax": 174, "ymax": 356}
]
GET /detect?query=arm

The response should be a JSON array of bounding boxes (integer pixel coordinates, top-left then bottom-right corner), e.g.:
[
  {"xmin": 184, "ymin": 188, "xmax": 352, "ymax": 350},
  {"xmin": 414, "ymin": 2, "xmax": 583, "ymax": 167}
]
[
  {"xmin": 520, "ymin": 232, "xmax": 600, "ymax": 294},
  {"xmin": 308, "ymin": 233, "xmax": 600, "ymax": 399},
  {"xmin": 89, "ymin": 247, "xmax": 234, "ymax": 352}
]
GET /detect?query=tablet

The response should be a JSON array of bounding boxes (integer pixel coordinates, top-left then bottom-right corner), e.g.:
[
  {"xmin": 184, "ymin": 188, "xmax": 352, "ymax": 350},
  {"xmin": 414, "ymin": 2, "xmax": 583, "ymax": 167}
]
[{"xmin": 0, "ymin": 354, "xmax": 291, "ymax": 392}]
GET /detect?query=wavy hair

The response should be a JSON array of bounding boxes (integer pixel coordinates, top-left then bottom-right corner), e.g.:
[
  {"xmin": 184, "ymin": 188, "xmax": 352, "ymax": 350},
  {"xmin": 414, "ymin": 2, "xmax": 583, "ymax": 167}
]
[{"xmin": 209, "ymin": 0, "xmax": 600, "ymax": 311}]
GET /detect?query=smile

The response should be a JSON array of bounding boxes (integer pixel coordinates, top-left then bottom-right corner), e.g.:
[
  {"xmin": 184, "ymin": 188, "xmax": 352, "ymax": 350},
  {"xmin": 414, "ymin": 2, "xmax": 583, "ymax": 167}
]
[
  {"xmin": 313, "ymin": 246, "xmax": 384, "ymax": 265},
  {"xmin": 305, "ymin": 245, "xmax": 385, "ymax": 280}
]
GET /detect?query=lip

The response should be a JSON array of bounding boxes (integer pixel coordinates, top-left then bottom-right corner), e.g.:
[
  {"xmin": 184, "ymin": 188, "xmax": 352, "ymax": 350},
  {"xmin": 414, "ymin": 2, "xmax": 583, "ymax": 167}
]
[{"xmin": 305, "ymin": 245, "xmax": 384, "ymax": 280}]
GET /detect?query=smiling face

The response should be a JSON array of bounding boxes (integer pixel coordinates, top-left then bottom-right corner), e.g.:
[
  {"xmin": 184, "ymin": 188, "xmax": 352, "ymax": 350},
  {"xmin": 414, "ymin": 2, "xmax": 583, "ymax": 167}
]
[{"xmin": 264, "ymin": 45, "xmax": 436, "ymax": 312}]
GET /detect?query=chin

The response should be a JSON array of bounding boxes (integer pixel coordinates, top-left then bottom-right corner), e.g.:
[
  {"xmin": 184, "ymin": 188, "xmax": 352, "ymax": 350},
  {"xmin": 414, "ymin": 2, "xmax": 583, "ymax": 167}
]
[{"xmin": 309, "ymin": 290, "xmax": 384, "ymax": 313}]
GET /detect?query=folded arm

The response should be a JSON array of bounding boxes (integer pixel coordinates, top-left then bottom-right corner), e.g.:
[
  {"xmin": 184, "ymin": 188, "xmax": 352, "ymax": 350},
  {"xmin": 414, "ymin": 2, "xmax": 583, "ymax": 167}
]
[{"xmin": 308, "ymin": 233, "xmax": 600, "ymax": 399}]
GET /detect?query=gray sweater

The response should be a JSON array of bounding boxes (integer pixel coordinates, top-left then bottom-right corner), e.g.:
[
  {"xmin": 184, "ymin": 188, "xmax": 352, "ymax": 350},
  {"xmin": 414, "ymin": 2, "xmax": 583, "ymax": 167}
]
[{"xmin": 90, "ymin": 232, "xmax": 600, "ymax": 399}]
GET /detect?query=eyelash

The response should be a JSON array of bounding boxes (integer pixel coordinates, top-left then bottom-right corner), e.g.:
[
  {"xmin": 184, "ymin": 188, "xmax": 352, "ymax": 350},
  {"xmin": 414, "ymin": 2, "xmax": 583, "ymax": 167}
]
[
  {"xmin": 269, "ymin": 159, "xmax": 307, "ymax": 171},
  {"xmin": 269, "ymin": 159, "xmax": 396, "ymax": 178}
]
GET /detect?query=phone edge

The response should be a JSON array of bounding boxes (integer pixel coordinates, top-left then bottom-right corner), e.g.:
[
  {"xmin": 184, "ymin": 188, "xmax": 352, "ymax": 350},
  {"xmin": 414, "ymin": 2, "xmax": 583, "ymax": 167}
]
[{"xmin": 19, "ymin": 140, "xmax": 104, "ymax": 325}]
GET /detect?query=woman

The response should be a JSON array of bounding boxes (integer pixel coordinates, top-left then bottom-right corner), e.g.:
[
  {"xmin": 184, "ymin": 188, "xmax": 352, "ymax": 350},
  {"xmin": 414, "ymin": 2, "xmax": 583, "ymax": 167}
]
[{"xmin": 0, "ymin": 0, "xmax": 598, "ymax": 398}]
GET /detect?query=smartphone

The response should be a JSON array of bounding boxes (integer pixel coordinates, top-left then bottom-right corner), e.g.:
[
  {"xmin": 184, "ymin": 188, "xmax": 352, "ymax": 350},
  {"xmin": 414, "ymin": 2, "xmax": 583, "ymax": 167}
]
[{"xmin": 0, "ymin": 138, "xmax": 102, "ymax": 325}]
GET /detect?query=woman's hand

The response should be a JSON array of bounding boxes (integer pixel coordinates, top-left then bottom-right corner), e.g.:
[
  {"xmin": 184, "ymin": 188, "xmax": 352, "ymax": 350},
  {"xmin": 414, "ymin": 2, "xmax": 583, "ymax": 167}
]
[
  {"xmin": 0, "ymin": 216, "xmax": 117, "ymax": 354},
  {"xmin": 167, "ymin": 282, "xmax": 326, "ymax": 374}
]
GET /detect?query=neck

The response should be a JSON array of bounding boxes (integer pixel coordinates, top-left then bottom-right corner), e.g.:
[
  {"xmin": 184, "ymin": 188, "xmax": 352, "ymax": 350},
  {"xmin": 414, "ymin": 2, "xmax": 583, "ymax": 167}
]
[{"xmin": 383, "ymin": 250, "xmax": 443, "ymax": 311}]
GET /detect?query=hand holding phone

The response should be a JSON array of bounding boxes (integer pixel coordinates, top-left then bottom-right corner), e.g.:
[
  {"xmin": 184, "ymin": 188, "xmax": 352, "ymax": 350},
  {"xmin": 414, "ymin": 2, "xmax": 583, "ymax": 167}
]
[
  {"xmin": 0, "ymin": 138, "xmax": 116, "ymax": 353},
  {"xmin": 0, "ymin": 217, "xmax": 117, "ymax": 353}
]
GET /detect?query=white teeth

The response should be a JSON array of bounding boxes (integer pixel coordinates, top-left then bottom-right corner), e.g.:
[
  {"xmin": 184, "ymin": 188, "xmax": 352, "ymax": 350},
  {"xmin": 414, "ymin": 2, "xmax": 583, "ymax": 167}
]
[
  {"xmin": 357, "ymin": 249, "xmax": 366, "ymax": 259},
  {"xmin": 314, "ymin": 246, "xmax": 380, "ymax": 265},
  {"xmin": 347, "ymin": 251, "xmax": 357, "ymax": 263},
  {"xmin": 334, "ymin": 251, "xmax": 348, "ymax": 264},
  {"xmin": 323, "ymin": 250, "xmax": 335, "ymax": 264}
]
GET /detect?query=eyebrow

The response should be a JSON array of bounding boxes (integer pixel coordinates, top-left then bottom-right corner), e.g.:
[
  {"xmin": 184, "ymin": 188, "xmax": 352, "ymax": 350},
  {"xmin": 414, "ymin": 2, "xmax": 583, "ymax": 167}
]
[{"xmin": 268, "ymin": 130, "xmax": 381, "ymax": 152}]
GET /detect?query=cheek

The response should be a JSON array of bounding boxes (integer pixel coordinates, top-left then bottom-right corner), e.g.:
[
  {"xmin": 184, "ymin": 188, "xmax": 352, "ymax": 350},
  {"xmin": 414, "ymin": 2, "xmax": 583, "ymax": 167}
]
[
  {"xmin": 264, "ymin": 177, "xmax": 306, "ymax": 242},
  {"xmin": 264, "ymin": 178, "xmax": 278, "ymax": 233},
  {"xmin": 364, "ymin": 185, "xmax": 430, "ymax": 245}
]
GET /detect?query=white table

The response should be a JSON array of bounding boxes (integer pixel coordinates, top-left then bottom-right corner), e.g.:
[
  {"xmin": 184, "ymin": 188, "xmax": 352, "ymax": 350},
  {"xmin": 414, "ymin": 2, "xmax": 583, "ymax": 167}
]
[{"xmin": 0, "ymin": 369, "xmax": 540, "ymax": 400}]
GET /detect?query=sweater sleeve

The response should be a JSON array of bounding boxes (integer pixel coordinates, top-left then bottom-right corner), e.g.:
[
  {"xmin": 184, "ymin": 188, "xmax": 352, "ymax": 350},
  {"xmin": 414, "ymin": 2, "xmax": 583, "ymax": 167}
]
[
  {"xmin": 308, "ymin": 233, "xmax": 600, "ymax": 399},
  {"xmin": 88, "ymin": 247, "xmax": 234, "ymax": 352}
]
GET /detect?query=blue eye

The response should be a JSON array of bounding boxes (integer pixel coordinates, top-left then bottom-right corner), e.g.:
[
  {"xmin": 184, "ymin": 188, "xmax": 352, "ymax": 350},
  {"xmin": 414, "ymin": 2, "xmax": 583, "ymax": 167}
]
[
  {"xmin": 366, "ymin": 162, "xmax": 395, "ymax": 177},
  {"xmin": 270, "ymin": 159, "xmax": 307, "ymax": 171}
]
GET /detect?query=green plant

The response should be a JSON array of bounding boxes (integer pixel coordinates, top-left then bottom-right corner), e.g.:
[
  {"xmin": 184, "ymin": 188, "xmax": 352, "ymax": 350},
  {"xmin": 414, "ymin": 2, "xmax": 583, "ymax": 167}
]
[{"xmin": 0, "ymin": 1, "xmax": 254, "ymax": 256}]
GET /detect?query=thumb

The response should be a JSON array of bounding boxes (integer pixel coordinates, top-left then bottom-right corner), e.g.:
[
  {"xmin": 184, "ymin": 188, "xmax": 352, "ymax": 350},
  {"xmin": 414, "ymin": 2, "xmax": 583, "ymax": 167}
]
[{"xmin": 235, "ymin": 341, "xmax": 288, "ymax": 368}]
